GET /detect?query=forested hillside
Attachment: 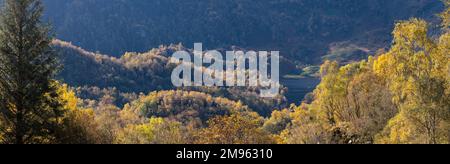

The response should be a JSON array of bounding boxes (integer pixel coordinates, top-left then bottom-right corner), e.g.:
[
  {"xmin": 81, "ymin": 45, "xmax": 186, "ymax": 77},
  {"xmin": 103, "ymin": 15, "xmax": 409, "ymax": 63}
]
[
  {"xmin": 53, "ymin": 40, "xmax": 288, "ymax": 117},
  {"xmin": 46, "ymin": 0, "xmax": 445, "ymax": 109},
  {"xmin": 1, "ymin": 0, "xmax": 449, "ymax": 144},
  {"xmin": 42, "ymin": 0, "xmax": 443, "ymax": 64}
]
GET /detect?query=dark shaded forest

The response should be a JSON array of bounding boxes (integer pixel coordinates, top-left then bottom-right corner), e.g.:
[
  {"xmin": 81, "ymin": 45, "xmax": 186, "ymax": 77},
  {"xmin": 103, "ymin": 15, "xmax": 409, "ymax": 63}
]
[{"xmin": 42, "ymin": 0, "xmax": 443, "ymax": 63}]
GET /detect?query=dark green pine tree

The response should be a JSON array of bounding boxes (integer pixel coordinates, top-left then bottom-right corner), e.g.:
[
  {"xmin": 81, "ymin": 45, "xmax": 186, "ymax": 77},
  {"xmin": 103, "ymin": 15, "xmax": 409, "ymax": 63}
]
[{"xmin": 0, "ymin": 0, "xmax": 64, "ymax": 144}]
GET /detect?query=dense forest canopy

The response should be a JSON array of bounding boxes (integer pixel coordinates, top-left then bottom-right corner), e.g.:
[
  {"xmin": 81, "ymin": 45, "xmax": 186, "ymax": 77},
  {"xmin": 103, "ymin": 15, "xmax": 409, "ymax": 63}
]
[
  {"xmin": 42, "ymin": 0, "xmax": 443, "ymax": 64},
  {"xmin": 0, "ymin": 0, "xmax": 449, "ymax": 144},
  {"xmin": 44, "ymin": 0, "xmax": 445, "ymax": 109},
  {"xmin": 53, "ymin": 40, "xmax": 289, "ymax": 117}
]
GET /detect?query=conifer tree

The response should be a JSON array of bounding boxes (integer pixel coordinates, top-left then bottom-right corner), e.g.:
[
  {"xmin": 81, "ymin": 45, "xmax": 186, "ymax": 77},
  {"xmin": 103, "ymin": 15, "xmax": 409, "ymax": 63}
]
[{"xmin": 0, "ymin": 0, "xmax": 63, "ymax": 144}]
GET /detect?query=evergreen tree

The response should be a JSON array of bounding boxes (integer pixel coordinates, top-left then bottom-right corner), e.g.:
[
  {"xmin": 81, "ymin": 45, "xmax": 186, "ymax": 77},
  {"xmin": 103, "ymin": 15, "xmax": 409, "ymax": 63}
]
[{"xmin": 0, "ymin": 0, "xmax": 63, "ymax": 144}]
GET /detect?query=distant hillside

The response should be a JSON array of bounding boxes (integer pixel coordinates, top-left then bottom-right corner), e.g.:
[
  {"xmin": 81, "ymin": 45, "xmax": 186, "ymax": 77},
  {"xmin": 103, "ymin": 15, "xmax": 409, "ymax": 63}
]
[
  {"xmin": 53, "ymin": 40, "xmax": 177, "ymax": 93},
  {"xmin": 53, "ymin": 40, "xmax": 288, "ymax": 116},
  {"xmin": 42, "ymin": 0, "xmax": 443, "ymax": 63}
]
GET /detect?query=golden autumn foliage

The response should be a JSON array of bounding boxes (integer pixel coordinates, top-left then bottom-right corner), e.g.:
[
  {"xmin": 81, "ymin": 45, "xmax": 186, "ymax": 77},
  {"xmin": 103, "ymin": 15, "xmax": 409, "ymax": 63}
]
[
  {"xmin": 195, "ymin": 113, "xmax": 275, "ymax": 144},
  {"xmin": 3, "ymin": 1, "xmax": 448, "ymax": 145},
  {"xmin": 373, "ymin": 18, "xmax": 450, "ymax": 144},
  {"xmin": 123, "ymin": 90, "xmax": 252, "ymax": 127},
  {"xmin": 278, "ymin": 105, "xmax": 331, "ymax": 144},
  {"xmin": 44, "ymin": 87, "xmax": 272, "ymax": 144},
  {"xmin": 442, "ymin": 0, "xmax": 450, "ymax": 30},
  {"xmin": 277, "ymin": 60, "xmax": 396, "ymax": 144},
  {"xmin": 48, "ymin": 3, "xmax": 450, "ymax": 144},
  {"xmin": 263, "ymin": 109, "xmax": 293, "ymax": 135},
  {"xmin": 279, "ymin": 12, "xmax": 449, "ymax": 144},
  {"xmin": 115, "ymin": 117, "xmax": 188, "ymax": 144},
  {"xmin": 54, "ymin": 84, "xmax": 112, "ymax": 144}
]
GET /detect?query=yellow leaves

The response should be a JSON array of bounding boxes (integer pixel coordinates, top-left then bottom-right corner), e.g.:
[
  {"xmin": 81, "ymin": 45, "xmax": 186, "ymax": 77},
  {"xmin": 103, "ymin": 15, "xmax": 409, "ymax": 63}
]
[
  {"xmin": 373, "ymin": 53, "xmax": 391, "ymax": 76},
  {"xmin": 129, "ymin": 118, "xmax": 162, "ymax": 142},
  {"xmin": 118, "ymin": 108, "xmax": 142, "ymax": 125},
  {"xmin": 274, "ymin": 131, "xmax": 289, "ymax": 144},
  {"xmin": 437, "ymin": 33, "xmax": 450, "ymax": 88},
  {"xmin": 115, "ymin": 117, "xmax": 186, "ymax": 144},
  {"xmin": 391, "ymin": 19, "xmax": 432, "ymax": 54},
  {"xmin": 370, "ymin": 17, "xmax": 450, "ymax": 144},
  {"xmin": 441, "ymin": 0, "xmax": 450, "ymax": 30},
  {"xmin": 391, "ymin": 20, "xmax": 433, "ymax": 72},
  {"xmin": 292, "ymin": 17, "xmax": 448, "ymax": 144},
  {"xmin": 148, "ymin": 117, "xmax": 164, "ymax": 126},
  {"xmin": 276, "ymin": 103, "xmax": 333, "ymax": 144},
  {"xmin": 375, "ymin": 18, "xmax": 440, "ymax": 101},
  {"xmin": 57, "ymin": 84, "xmax": 78, "ymax": 111},
  {"xmin": 125, "ymin": 90, "xmax": 253, "ymax": 127},
  {"xmin": 195, "ymin": 113, "xmax": 275, "ymax": 144},
  {"xmin": 263, "ymin": 109, "xmax": 292, "ymax": 134},
  {"xmin": 392, "ymin": 19, "xmax": 429, "ymax": 48},
  {"xmin": 439, "ymin": 32, "xmax": 450, "ymax": 56},
  {"xmin": 319, "ymin": 60, "xmax": 339, "ymax": 77},
  {"xmin": 375, "ymin": 114, "xmax": 416, "ymax": 144}
]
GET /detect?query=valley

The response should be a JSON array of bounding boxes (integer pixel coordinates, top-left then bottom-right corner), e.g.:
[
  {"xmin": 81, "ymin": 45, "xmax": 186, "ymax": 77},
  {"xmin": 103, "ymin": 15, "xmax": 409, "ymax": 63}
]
[{"xmin": 1, "ymin": 0, "xmax": 448, "ymax": 145}]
